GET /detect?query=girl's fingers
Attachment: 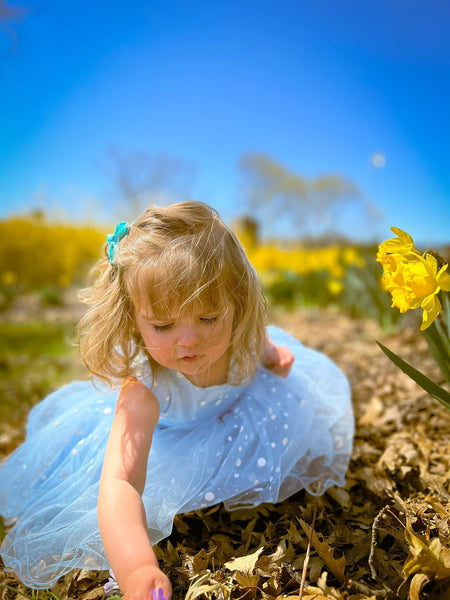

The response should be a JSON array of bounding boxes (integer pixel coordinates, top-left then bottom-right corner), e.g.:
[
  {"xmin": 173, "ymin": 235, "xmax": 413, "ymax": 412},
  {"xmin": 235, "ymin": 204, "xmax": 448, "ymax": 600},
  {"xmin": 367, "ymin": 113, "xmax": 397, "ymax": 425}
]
[
  {"xmin": 280, "ymin": 347, "xmax": 295, "ymax": 367},
  {"xmin": 151, "ymin": 588, "xmax": 170, "ymax": 600}
]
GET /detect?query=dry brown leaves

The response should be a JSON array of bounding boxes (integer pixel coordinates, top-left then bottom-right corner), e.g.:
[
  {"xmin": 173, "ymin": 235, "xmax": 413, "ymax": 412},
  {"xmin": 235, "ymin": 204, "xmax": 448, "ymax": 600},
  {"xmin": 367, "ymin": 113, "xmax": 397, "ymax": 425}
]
[{"xmin": 1, "ymin": 308, "xmax": 450, "ymax": 600}]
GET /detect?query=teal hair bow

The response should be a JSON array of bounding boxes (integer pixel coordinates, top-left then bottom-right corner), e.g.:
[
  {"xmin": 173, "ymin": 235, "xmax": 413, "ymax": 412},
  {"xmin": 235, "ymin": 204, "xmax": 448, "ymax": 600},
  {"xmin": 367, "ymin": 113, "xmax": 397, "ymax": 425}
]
[{"xmin": 106, "ymin": 221, "xmax": 131, "ymax": 264}]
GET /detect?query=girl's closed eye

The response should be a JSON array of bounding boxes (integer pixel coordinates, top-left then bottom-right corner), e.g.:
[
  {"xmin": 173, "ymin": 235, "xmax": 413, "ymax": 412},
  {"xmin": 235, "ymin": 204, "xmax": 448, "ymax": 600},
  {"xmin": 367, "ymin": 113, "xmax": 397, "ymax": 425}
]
[
  {"xmin": 153, "ymin": 323, "xmax": 174, "ymax": 332},
  {"xmin": 200, "ymin": 316, "xmax": 218, "ymax": 325}
]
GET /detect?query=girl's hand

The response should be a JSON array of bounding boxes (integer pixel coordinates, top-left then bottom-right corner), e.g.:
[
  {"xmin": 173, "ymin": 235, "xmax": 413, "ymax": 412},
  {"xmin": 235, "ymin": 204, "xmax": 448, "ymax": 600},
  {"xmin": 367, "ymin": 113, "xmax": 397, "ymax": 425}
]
[
  {"xmin": 122, "ymin": 565, "xmax": 171, "ymax": 600},
  {"xmin": 261, "ymin": 340, "xmax": 294, "ymax": 377}
]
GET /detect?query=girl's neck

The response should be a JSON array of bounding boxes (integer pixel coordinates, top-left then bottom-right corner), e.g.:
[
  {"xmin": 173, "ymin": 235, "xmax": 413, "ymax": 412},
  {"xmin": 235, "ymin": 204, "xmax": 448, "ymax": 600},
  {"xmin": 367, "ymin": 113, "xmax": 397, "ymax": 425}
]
[{"xmin": 183, "ymin": 350, "xmax": 230, "ymax": 387}]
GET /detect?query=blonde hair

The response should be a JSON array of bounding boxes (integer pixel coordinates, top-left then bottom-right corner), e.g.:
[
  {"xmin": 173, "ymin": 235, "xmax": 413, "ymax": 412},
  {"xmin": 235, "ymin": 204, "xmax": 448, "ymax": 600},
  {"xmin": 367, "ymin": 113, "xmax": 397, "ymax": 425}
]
[{"xmin": 78, "ymin": 201, "xmax": 267, "ymax": 387}]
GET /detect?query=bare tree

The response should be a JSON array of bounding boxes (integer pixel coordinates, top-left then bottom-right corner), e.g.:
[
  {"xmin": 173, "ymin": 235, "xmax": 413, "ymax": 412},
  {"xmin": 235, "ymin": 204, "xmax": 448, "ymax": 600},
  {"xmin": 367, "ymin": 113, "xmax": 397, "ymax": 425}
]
[
  {"xmin": 101, "ymin": 148, "xmax": 197, "ymax": 220},
  {"xmin": 0, "ymin": 0, "xmax": 25, "ymax": 20},
  {"xmin": 239, "ymin": 153, "xmax": 377, "ymax": 240},
  {"xmin": 0, "ymin": 0, "xmax": 26, "ymax": 52}
]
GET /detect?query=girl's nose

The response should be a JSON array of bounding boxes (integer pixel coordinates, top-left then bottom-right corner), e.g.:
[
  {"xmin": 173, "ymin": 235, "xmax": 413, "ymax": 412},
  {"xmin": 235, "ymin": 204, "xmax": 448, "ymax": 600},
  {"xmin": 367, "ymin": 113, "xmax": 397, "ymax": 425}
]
[{"xmin": 178, "ymin": 325, "xmax": 200, "ymax": 347}]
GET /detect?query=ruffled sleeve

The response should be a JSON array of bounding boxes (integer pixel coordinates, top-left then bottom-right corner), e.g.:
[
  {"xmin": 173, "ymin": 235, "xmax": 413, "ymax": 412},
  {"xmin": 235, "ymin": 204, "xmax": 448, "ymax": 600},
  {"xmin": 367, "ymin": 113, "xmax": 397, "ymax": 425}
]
[{"xmin": 133, "ymin": 355, "xmax": 171, "ymax": 416}]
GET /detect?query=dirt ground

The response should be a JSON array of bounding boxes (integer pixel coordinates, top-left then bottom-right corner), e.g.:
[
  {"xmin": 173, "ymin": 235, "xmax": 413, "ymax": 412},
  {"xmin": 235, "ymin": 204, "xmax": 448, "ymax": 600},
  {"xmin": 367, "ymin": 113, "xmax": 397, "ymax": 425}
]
[{"xmin": 1, "ymin": 306, "xmax": 449, "ymax": 600}]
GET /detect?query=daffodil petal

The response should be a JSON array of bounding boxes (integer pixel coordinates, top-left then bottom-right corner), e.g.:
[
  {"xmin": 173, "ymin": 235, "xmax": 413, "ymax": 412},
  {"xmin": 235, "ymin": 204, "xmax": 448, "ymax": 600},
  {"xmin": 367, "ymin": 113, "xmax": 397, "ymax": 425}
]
[
  {"xmin": 420, "ymin": 294, "xmax": 441, "ymax": 331},
  {"xmin": 378, "ymin": 228, "xmax": 418, "ymax": 256},
  {"xmin": 423, "ymin": 252, "xmax": 438, "ymax": 275},
  {"xmin": 437, "ymin": 264, "xmax": 450, "ymax": 291},
  {"xmin": 390, "ymin": 227, "xmax": 415, "ymax": 245}
]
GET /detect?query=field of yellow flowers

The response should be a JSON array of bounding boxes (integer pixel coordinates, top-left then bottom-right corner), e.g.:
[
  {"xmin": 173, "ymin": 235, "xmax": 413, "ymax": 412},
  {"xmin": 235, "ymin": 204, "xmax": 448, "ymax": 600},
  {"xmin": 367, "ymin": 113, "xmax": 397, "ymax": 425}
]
[
  {"xmin": 0, "ymin": 213, "xmax": 106, "ymax": 310},
  {"xmin": 238, "ymin": 235, "xmax": 397, "ymax": 329}
]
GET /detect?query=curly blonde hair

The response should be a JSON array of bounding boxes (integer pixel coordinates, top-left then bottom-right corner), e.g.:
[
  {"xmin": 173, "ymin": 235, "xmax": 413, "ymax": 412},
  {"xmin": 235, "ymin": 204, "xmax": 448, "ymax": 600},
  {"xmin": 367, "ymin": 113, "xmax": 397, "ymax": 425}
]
[{"xmin": 78, "ymin": 201, "xmax": 267, "ymax": 387}]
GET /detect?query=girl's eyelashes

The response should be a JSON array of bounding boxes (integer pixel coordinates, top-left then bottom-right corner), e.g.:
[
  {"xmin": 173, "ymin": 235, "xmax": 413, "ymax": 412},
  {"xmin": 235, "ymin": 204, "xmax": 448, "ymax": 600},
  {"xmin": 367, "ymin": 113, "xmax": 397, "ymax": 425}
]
[
  {"xmin": 151, "ymin": 316, "xmax": 218, "ymax": 332},
  {"xmin": 153, "ymin": 323, "xmax": 174, "ymax": 332},
  {"xmin": 200, "ymin": 316, "xmax": 218, "ymax": 325}
]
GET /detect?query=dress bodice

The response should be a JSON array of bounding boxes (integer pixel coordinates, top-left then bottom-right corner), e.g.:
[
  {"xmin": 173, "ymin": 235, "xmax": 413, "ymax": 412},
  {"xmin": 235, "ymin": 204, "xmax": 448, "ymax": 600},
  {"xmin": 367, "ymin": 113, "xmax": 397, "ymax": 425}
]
[{"xmin": 139, "ymin": 363, "xmax": 246, "ymax": 425}]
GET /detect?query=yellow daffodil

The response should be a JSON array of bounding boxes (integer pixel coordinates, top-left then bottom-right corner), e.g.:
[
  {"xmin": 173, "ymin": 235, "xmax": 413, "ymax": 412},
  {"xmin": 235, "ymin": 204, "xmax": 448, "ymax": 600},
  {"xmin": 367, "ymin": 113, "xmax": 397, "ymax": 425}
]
[
  {"xmin": 376, "ymin": 227, "xmax": 420, "ymax": 259},
  {"xmin": 377, "ymin": 228, "xmax": 450, "ymax": 330}
]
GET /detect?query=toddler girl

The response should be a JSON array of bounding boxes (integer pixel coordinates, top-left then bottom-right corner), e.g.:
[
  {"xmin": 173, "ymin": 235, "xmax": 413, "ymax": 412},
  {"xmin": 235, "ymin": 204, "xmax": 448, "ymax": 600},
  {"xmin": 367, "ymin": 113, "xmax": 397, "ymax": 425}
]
[{"xmin": 0, "ymin": 201, "xmax": 353, "ymax": 599}]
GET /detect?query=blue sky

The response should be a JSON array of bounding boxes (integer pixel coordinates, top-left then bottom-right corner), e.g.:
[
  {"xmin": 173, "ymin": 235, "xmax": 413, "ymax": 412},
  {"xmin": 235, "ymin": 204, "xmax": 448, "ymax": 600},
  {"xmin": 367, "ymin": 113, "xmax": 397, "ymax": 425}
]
[{"xmin": 0, "ymin": 0, "xmax": 449, "ymax": 245}]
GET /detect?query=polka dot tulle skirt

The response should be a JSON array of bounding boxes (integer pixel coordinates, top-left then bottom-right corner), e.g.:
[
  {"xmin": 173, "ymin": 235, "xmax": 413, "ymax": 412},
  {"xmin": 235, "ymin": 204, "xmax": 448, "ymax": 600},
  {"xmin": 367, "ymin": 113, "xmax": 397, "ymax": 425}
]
[{"xmin": 0, "ymin": 327, "xmax": 353, "ymax": 588}]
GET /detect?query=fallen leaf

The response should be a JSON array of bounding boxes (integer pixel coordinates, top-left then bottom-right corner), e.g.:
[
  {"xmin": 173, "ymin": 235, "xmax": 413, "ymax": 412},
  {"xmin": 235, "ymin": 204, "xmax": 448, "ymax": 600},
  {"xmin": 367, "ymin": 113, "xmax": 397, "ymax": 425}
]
[
  {"xmin": 403, "ymin": 525, "xmax": 450, "ymax": 579},
  {"xmin": 298, "ymin": 518, "xmax": 346, "ymax": 584},
  {"xmin": 408, "ymin": 573, "xmax": 430, "ymax": 600},
  {"xmin": 224, "ymin": 546, "xmax": 264, "ymax": 575},
  {"xmin": 185, "ymin": 571, "xmax": 230, "ymax": 600}
]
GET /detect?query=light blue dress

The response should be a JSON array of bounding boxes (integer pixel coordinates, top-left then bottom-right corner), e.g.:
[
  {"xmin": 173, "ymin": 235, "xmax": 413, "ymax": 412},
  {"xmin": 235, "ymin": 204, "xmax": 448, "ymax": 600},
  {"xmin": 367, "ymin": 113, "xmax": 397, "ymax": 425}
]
[{"xmin": 0, "ymin": 327, "xmax": 353, "ymax": 588}]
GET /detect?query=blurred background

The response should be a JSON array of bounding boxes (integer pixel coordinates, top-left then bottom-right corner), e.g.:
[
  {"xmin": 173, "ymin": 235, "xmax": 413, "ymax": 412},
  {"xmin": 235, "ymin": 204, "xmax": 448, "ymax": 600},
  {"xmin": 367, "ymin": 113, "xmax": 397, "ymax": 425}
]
[
  {"xmin": 0, "ymin": 0, "xmax": 449, "ymax": 317},
  {"xmin": 1, "ymin": 0, "xmax": 449, "ymax": 235}
]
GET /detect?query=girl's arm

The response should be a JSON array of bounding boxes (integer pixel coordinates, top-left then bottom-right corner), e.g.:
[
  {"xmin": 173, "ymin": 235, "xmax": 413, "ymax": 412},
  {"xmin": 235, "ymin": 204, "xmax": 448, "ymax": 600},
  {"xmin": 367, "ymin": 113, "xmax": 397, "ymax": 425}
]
[
  {"xmin": 261, "ymin": 335, "xmax": 294, "ymax": 377},
  {"xmin": 98, "ymin": 378, "xmax": 171, "ymax": 600}
]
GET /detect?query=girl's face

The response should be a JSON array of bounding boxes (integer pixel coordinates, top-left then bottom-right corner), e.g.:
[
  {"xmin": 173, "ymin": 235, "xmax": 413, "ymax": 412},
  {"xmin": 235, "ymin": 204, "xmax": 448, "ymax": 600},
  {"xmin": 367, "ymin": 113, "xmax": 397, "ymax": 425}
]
[{"xmin": 135, "ymin": 302, "xmax": 234, "ymax": 387}]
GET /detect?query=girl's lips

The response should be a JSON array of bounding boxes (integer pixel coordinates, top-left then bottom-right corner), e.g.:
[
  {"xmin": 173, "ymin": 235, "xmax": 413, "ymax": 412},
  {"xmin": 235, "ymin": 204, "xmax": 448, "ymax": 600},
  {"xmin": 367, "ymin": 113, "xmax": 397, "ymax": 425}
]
[{"xmin": 179, "ymin": 355, "xmax": 200, "ymax": 362}]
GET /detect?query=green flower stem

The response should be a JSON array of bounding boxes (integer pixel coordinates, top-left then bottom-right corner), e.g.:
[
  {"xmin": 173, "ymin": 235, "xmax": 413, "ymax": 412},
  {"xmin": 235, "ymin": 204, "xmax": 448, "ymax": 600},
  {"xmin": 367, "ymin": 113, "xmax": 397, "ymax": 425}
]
[
  {"xmin": 377, "ymin": 341, "xmax": 450, "ymax": 411},
  {"xmin": 442, "ymin": 293, "xmax": 450, "ymax": 337},
  {"xmin": 421, "ymin": 295, "xmax": 450, "ymax": 385}
]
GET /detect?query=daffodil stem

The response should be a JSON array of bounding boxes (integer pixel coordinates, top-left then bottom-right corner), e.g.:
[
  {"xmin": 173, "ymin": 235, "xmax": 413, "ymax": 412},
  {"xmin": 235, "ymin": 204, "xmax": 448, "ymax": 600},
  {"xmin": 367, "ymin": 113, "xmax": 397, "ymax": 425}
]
[
  {"xmin": 422, "ymin": 317, "xmax": 450, "ymax": 386},
  {"xmin": 377, "ymin": 341, "xmax": 450, "ymax": 410},
  {"xmin": 442, "ymin": 293, "xmax": 450, "ymax": 336}
]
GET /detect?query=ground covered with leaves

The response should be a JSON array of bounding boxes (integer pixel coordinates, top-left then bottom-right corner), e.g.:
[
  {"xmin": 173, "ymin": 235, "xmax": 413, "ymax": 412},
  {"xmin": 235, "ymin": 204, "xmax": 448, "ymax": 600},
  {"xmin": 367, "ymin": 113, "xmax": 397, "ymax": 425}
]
[{"xmin": 1, "ymin": 305, "xmax": 450, "ymax": 600}]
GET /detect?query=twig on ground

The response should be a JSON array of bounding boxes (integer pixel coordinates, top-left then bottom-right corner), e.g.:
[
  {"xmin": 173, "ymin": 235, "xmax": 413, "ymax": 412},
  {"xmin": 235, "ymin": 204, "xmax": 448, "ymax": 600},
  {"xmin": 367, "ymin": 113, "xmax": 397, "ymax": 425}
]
[{"xmin": 298, "ymin": 504, "xmax": 317, "ymax": 600}]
